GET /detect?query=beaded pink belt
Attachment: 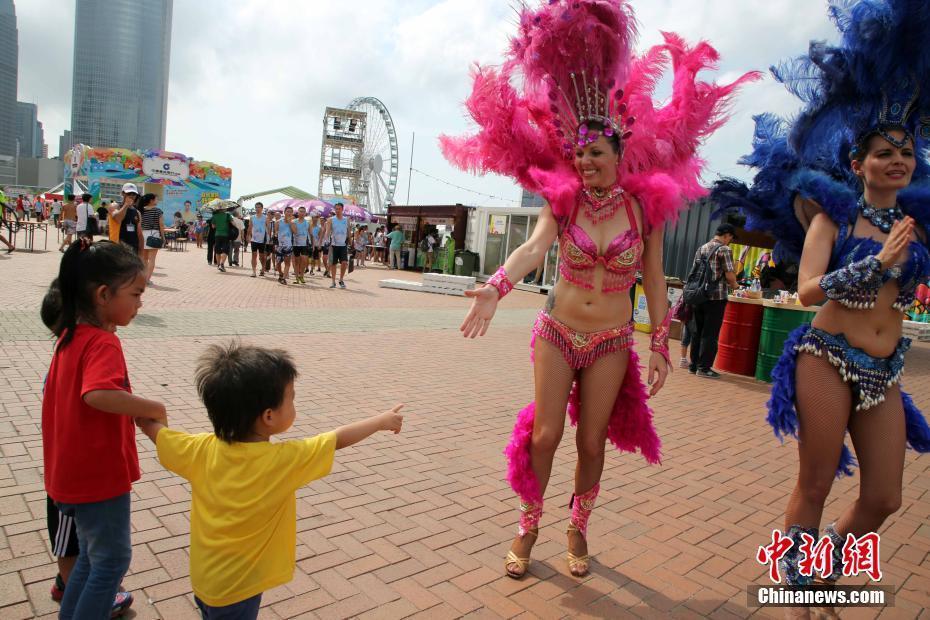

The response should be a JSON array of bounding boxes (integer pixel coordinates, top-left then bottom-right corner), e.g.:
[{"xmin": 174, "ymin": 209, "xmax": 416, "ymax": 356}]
[{"xmin": 532, "ymin": 311, "xmax": 635, "ymax": 370}]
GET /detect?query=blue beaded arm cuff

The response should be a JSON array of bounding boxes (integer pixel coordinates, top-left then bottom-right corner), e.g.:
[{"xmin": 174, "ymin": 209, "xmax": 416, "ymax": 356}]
[{"xmin": 819, "ymin": 256, "xmax": 886, "ymax": 309}]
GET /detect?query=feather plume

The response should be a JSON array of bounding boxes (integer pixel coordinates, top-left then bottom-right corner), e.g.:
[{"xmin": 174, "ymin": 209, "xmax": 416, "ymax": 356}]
[
  {"xmin": 442, "ymin": 0, "xmax": 757, "ymax": 226},
  {"xmin": 711, "ymin": 0, "xmax": 930, "ymax": 254}
]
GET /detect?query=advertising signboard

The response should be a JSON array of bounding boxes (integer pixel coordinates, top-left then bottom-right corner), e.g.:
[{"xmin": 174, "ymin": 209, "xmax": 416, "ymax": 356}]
[{"xmin": 64, "ymin": 144, "xmax": 231, "ymax": 221}]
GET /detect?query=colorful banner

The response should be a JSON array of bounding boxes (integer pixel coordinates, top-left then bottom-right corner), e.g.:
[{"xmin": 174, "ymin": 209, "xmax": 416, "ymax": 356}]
[{"xmin": 64, "ymin": 144, "xmax": 231, "ymax": 221}]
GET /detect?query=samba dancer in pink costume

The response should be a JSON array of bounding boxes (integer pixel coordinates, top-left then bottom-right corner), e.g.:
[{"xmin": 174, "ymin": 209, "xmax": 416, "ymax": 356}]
[{"xmin": 442, "ymin": 0, "xmax": 758, "ymax": 578}]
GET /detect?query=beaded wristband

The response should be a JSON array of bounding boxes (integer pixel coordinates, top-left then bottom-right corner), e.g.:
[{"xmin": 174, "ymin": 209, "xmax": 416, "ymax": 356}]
[
  {"xmin": 649, "ymin": 308, "xmax": 672, "ymax": 367},
  {"xmin": 486, "ymin": 266, "xmax": 514, "ymax": 299},
  {"xmin": 819, "ymin": 255, "xmax": 884, "ymax": 309}
]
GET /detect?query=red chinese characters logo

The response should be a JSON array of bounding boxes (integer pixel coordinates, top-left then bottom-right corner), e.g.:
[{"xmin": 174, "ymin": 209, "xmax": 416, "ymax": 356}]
[
  {"xmin": 842, "ymin": 532, "xmax": 882, "ymax": 581},
  {"xmin": 757, "ymin": 530, "xmax": 881, "ymax": 583},
  {"xmin": 756, "ymin": 530, "xmax": 793, "ymax": 583},
  {"xmin": 797, "ymin": 533, "xmax": 834, "ymax": 580}
]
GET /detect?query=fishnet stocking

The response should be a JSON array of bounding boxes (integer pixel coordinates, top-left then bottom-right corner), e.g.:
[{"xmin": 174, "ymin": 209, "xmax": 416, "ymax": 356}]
[
  {"xmin": 576, "ymin": 348, "xmax": 631, "ymax": 494},
  {"xmin": 785, "ymin": 353, "xmax": 906, "ymax": 537},
  {"xmin": 785, "ymin": 352, "xmax": 852, "ymax": 529},
  {"xmin": 835, "ymin": 385, "xmax": 906, "ymax": 536},
  {"xmin": 569, "ymin": 347, "xmax": 630, "ymax": 561},
  {"xmin": 508, "ymin": 337, "xmax": 575, "ymax": 569},
  {"xmin": 530, "ymin": 337, "xmax": 577, "ymax": 496}
]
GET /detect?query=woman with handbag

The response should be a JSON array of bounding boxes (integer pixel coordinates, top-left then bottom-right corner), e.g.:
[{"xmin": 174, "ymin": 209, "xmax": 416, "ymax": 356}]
[{"xmin": 139, "ymin": 193, "xmax": 165, "ymax": 284}]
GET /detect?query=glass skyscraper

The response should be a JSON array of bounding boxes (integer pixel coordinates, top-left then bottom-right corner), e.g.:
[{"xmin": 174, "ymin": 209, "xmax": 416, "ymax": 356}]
[
  {"xmin": 71, "ymin": 0, "xmax": 173, "ymax": 151},
  {"xmin": 0, "ymin": 0, "xmax": 18, "ymax": 158},
  {"xmin": 16, "ymin": 102, "xmax": 44, "ymax": 158}
]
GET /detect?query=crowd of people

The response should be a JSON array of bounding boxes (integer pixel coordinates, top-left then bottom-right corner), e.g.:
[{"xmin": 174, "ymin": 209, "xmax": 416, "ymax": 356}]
[
  {"xmin": 0, "ymin": 190, "xmax": 65, "ymax": 253},
  {"xmin": 47, "ymin": 184, "xmax": 170, "ymax": 285},
  {"xmin": 10, "ymin": 192, "xmax": 61, "ymax": 223},
  {"xmin": 200, "ymin": 201, "xmax": 423, "ymax": 288},
  {"xmin": 2, "ymin": 187, "xmax": 436, "ymax": 293}
]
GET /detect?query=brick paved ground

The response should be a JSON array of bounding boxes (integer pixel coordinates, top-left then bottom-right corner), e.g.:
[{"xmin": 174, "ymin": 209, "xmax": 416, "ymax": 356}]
[{"xmin": 1, "ymin": 235, "xmax": 928, "ymax": 619}]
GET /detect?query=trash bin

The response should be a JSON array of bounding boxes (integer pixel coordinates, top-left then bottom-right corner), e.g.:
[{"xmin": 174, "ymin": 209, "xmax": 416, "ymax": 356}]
[
  {"xmin": 454, "ymin": 250, "xmax": 479, "ymax": 276},
  {"xmin": 404, "ymin": 248, "xmax": 415, "ymax": 269}
]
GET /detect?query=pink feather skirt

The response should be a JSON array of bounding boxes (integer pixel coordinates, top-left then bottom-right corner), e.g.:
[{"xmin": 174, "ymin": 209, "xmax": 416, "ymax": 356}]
[{"xmin": 504, "ymin": 311, "xmax": 662, "ymax": 504}]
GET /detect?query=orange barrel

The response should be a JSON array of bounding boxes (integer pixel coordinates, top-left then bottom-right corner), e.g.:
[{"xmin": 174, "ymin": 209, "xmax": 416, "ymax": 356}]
[{"xmin": 714, "ymin": 299, "xmax": 764, "ymax": 376}]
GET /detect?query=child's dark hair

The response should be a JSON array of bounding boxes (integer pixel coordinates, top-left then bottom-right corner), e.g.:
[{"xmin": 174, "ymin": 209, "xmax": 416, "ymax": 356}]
[
  {"xmin": 41, "ymin": 240, "xmax": 145, "ymax": 348},
  {"xmin": 195, "ymin": 342, "xmax": 298, "ymax": 442}
]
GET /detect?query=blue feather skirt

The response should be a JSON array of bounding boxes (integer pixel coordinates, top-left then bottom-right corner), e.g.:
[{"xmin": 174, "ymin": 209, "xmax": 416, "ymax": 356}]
[{"xmin": 767, "ymin": 325, "xmax": 930, "ymax": 477}]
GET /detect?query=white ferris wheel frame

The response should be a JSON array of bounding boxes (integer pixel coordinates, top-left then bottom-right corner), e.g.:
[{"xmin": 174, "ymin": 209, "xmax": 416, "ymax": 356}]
[{"xmin": 331, "ymin": 97, "xmax": 399, "ymax": 214}]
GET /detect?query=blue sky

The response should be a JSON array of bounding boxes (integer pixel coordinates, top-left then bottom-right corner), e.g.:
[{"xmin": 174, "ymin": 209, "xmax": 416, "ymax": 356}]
[{"xmin": 17, "ymin": 0, "xmax": 838, "ymax": 205}]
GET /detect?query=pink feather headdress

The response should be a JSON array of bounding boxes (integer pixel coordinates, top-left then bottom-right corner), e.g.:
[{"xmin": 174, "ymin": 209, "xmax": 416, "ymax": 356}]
[{"xmin": 440, "ymin": 0, "xmax": 760, "ymax": 228}]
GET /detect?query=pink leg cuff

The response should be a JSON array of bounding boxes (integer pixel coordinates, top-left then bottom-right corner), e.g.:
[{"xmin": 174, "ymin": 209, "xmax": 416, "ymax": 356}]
[
  {"xmin": 569, "ymin": 483, "xmax": 600, "ymax": 539},
  {"xmin": 518, "ymin": 500, "xmax": 543, "ymax": 536}
]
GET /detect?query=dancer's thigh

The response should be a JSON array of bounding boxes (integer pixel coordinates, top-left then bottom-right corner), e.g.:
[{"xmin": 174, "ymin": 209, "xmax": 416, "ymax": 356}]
[
  {"xmin": 847, "ymin": 385, "xmax": 906, "ymax": 511},
  {"xmin": 577, "ymin": 349, "xmax": 630, "ymax": 449},
  {"xmin": 533, "ymin": 337, "xmax": 576, "ymax": 441},
  {"xmin": 795, "ymin": 353, "xmax": 853, "ymax": 489}
]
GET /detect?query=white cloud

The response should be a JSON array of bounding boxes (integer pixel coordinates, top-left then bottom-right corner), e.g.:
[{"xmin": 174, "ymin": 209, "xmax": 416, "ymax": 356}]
[{"xmin": 16, "ymin": 0, "xmax": 840, "ymax": 203}]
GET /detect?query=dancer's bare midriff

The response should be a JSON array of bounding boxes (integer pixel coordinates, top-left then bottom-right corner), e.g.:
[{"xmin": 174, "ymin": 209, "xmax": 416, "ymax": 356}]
[
  {"xmin": 548, "ymin": 275, "xmax": 635, "ymax": 333},
  {"xmin": 812, "ymin": 285, "xmax": 905, "ymax": 358}
]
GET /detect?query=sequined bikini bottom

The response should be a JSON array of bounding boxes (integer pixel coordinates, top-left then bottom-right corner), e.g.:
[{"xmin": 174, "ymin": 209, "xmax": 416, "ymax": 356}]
[
  {"xmin": 532, "ymin": 310, "xmax": 634, "ymax": 370},
  {"xmin": 796, "ymin": 327, "xmax": 910, "ymax": 411}
]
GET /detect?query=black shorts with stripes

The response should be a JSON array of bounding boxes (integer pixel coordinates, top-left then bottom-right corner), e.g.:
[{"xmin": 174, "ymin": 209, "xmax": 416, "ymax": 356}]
[{"xmin": 47, "ymin": 495, "xmax": 79, "ymax": 557}]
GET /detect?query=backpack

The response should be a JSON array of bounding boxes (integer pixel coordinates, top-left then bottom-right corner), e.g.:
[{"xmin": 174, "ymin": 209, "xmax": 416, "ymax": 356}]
[
  {"xmin": 682, "ymin": 243, "xmax": 724, "ymax": 306},
  {"xmin": 418, "ymin": 236, "xmax": 430, "ymax": 252},
  {"xmin": 227, "ymin": 215, "xmax": 239, "ymax": 241}
]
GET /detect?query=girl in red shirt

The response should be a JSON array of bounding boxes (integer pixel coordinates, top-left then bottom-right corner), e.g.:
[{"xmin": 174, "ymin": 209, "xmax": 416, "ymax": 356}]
[{"xmin": 41, "ymin": 239, "xmax": 167, "ymax": 619}]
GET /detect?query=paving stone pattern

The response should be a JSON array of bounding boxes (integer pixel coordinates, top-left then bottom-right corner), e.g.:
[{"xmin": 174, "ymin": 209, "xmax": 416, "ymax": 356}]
[{"xmin": 1, "ymin": 243, "xmax": 928, "ymax": 619}]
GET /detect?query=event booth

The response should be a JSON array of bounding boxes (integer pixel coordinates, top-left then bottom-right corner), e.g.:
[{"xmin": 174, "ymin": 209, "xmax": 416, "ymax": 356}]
[
  {"xmin": 63, "ymin": 144, "xmax": 232, "ymax": 222},
  {"xmin": 386, "ymin": 204, "xmax": 471, "ymax": 271}
]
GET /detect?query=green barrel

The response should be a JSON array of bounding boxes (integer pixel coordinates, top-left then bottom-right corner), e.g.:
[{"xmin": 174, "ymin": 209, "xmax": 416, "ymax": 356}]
[{"xmin": 754, "ymin": 305, "xmax": 817, "ymax": 382}]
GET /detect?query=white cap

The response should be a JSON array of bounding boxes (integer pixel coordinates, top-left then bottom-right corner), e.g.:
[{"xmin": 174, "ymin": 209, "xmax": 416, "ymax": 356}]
[{"xmin": 121, "ymin": 182, "xmax": 139, "ymax": 194}]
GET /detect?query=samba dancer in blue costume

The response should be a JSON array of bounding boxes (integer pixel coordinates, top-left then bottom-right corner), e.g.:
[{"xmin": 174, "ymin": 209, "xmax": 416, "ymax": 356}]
[{"xmin": 712, "ymin": 0, "xmax": 930, "ymax": 599}]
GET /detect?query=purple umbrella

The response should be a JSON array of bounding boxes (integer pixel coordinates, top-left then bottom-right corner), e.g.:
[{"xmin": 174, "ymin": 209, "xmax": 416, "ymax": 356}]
[
  {"xmin": 266, "ymin": 198, "xmax": 302, "ymax": 213},
  {"xmin": 340, "ymin": 203, "xmax": 376, "ymax": 222},
  {"xmin": 301, "ymin": 199, "xmax": 334, "ymax": 217}
]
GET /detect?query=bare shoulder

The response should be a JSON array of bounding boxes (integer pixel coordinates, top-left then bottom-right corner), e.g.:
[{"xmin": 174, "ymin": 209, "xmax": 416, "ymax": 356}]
[{"xmin": 809, "ymin": 210, "xmax": 839, "ymax": 233}]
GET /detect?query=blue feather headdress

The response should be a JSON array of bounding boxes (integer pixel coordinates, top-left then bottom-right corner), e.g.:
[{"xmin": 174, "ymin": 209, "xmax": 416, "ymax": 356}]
[{"xmin": 712, "ymin": 0, "xmax": 930, "ymax": 260}]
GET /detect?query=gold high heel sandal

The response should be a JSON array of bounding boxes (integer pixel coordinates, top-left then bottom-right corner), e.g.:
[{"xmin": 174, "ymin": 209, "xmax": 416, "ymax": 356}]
[
  {"xmin": 566, "ymin": 523, "xmax": 590, "ymax": 577},
  {"xmin": 504, "ymin": 529, "xmax": 538, "ymax": 578}
]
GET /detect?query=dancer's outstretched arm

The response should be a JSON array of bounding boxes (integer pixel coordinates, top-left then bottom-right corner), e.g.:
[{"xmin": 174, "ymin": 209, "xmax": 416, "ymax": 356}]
[{"xmin": 460, "ymin": 205, "xmax": 559, "ymax": 338}]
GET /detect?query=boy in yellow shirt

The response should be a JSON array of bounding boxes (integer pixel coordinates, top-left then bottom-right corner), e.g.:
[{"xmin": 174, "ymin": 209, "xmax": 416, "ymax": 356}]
[{"xmin": 137, "ymin": 343, "xmax": 403, "ymax": 618}]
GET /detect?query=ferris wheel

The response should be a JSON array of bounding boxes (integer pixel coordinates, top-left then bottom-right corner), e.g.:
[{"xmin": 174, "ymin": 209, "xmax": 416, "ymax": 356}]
[{"xmin": 327, "ymin": 97, "xmax": 398, "ymax": 214}]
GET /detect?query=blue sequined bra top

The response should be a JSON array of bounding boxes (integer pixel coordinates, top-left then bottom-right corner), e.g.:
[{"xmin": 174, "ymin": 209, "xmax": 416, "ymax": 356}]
[{"xmin": 830, "ymin": 217, "xmax": 930, "ymax": 312}]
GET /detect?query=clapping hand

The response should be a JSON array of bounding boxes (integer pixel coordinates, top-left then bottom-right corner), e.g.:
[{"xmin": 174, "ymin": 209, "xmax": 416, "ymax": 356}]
[{"xmin": 877, "ymin": 217, "xmax": 914, "ymax": 269}]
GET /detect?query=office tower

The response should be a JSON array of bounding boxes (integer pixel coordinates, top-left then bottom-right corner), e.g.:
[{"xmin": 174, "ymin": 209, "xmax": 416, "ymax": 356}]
[
  {"xmin": 58, "ymin": 129, "xmax": 72, "ymax": 159},
  {"xmin": 71, "ymin": 0, "xmax": 173, "ymax": 150},
  {"xmin": 0, "ymin": 0, "xmax": 17, "ymax": 157},
  {"xmin": 16, "ymin": 102, "xmax": 45, "ymax": 158}
]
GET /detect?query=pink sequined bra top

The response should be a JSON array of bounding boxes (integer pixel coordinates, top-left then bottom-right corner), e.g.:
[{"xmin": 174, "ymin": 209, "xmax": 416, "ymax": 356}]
[{"xmin": 558, "ymin": 193, "xmax": 643, "ymax": 293}]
